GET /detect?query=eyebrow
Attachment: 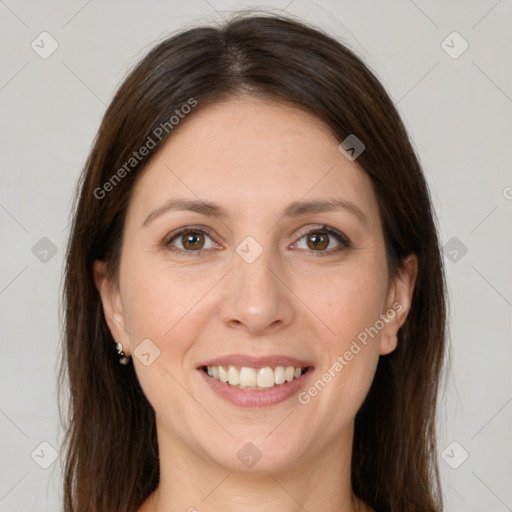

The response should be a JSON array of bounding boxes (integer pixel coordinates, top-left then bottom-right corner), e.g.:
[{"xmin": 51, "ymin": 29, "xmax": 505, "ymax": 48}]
[{"xmin": 143, "ymin": 198, "xmax": 369, "ymax": 229}]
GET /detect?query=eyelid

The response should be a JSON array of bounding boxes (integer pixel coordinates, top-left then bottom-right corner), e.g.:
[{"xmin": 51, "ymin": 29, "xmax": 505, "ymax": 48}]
[
  {"xmin": 165, "ymin": 224, "xmax": 217, "ymax": 239},
  {"xmin": 294, "ymin": 224, "xmax": 351, "ymax": 245}
]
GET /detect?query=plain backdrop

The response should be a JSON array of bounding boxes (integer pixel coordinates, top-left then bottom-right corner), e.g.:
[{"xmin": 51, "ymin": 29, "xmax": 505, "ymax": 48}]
[{"xmin": 0, "ymin": 0, "xmax": 511, "ymax": 510}]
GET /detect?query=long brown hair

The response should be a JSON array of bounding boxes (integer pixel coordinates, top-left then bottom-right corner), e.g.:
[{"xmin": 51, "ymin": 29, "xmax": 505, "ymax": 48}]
[{"xmin": 60, "ymin": 12, "xmax": 447, "ymax": 512}]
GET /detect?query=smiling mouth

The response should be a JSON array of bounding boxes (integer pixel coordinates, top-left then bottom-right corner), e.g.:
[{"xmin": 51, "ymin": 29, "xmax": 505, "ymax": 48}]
[{"xmin": 201, "ymin": 365, "xmax": 310, "ymax": 390}]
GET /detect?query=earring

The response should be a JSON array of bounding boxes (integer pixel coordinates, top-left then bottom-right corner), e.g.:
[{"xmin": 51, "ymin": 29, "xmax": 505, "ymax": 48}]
[{"xmin": 116, "ymin": 342, "xmax": 130, "ymax": 365}]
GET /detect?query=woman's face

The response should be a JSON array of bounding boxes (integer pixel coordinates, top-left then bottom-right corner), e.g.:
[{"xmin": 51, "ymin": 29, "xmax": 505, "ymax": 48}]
[{"xmin": 96, "ymin": 96, "xmax": 416, "ymax": 474}]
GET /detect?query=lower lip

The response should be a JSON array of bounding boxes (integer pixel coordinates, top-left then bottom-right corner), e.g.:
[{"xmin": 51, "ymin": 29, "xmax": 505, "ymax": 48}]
[{"xmin": 198, "ymin": 368, "xmax": 313, "ymax": 407}]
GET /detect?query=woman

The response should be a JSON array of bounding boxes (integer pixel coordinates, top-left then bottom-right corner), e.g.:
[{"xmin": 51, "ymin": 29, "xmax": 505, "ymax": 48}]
[{"xmin": 60, "ymin": 12, "xmax": 447, "ymax": 512}]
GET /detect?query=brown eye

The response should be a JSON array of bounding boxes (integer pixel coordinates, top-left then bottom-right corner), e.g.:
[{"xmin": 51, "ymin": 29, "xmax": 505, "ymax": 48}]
[
  {"xmin": 293, "ymin": 226, "xmax": 351, "ymax": 255},
  {"xmin": 165, "ymin": 228, "xmax": 217, "ymax": 253},
  {"xmin": 306, "ymin": 232, "xmax": 329, "ymax": 250},
  {"xmin": 181, "ymin": 232, "xmax": 205, "ymax": 250}
]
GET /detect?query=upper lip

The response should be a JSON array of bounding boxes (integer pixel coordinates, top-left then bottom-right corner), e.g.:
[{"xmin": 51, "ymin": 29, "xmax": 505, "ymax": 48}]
[{"xmin": 197, "ymin": 354, "xmax": 314, "ymax": 369}]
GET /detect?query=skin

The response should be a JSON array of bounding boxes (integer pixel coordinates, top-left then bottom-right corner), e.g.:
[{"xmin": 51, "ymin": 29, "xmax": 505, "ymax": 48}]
[{"xmin": 94, "ymin": 96, "xmax": 417, "ymax": 512}]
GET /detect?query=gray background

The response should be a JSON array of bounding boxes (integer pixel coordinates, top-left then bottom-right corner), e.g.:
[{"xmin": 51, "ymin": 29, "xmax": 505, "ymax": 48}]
[{"xmin": 0, "ymin": 0, "xmax": 511, "ymax": 510}]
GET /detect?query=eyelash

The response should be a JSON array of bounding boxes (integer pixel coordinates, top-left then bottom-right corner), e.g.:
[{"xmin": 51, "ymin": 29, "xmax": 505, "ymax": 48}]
[{"xmin": 163, "ymin": 225, "xmax": 351, "ymax": 257}]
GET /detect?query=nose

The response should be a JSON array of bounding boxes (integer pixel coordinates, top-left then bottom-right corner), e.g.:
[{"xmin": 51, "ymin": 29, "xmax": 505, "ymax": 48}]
[{"xmin": 219, "ymin": 248, "xmax": 296, "ymax": 336}]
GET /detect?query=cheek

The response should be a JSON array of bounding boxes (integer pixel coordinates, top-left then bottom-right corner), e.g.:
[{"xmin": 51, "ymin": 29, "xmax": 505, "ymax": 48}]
[
  {"xmin": 121, "ymin": 259, "xmax": 216, "ymax": 362},
  {"xmin": 291, "ymin": 259, "xmax": 386, "ymax": 413},
  {"xmin": 119, "ymin": 262, "xmax": 218, "ymax": 429},
  {"xmin": 292, "ymin": 259, "xmax": 388, "ymax": 347}
]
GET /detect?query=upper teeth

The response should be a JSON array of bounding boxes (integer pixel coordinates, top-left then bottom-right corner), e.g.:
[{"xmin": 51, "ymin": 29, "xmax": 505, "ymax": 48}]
[{"xmin": 205, "ymin": 365, "xmax": 305, "ymax": 389}]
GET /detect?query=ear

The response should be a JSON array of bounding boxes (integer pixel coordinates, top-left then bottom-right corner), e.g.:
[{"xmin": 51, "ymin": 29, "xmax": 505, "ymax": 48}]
[
  {"xmin": 379, "ymin": 254, "xmax": 418, "ymax": 356},
  {"xmin": 93, "ymin": 260, "xmax": 130, "ymax": 354}
]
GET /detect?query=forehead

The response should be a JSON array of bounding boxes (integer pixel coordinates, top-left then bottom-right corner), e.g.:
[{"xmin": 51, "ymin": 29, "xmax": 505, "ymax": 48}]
[{"xmin": 127, "ymin": 97, "xmax": 380, "ymax": 229}]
